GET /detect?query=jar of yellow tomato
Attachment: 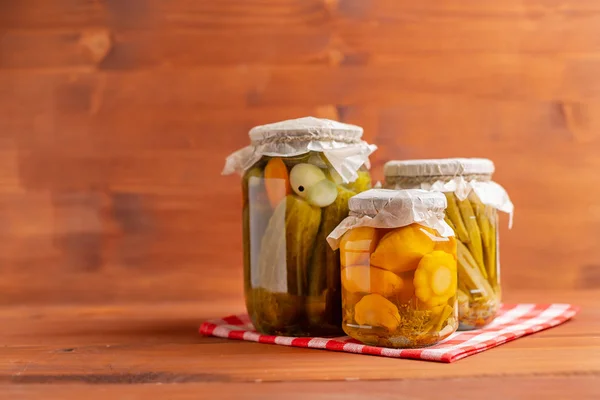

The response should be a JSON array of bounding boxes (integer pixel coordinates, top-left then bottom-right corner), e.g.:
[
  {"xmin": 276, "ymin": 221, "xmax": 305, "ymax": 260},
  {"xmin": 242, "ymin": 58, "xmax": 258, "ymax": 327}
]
[
  {"xmin": 383, "ymin": 159, "xmax": 514, "ymax": 330},
  {"xmin": 223, "ymin": 117, "xmax": 377, "ymax": 337},
  {"xmin": 327, "ymin": 189, "xmax": 458, "ymax": 348}
]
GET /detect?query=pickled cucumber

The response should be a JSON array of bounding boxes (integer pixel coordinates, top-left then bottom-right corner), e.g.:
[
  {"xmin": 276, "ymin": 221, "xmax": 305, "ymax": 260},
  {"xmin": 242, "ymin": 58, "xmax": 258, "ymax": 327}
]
[
  {"xmin": 243, "ymin": 152, "xmax": 372, "ymax": 336},
  {"xmin": 345, "ymin": 170, "xmax": 372, "ymax": 193},
  {"xmin": 309, "ymin": 186, "xmax": 355, "ymax": 296},
  {"xmin": 246, "ymin": 288, "xmax": 303, "ymax": 334},
  {"xmin": 285, "ymin": 195, "xmax": 322, "ymax": 295},
  {"xmin": 307, "ymin": 186, "xmax": 355, "ymax": 326}
]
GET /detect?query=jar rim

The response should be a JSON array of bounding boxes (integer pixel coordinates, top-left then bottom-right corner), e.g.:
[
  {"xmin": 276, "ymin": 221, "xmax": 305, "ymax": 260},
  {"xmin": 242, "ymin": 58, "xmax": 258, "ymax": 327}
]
[{"xmin": 384, "ymin": 158, "xmax": 495, "ymax": 178}]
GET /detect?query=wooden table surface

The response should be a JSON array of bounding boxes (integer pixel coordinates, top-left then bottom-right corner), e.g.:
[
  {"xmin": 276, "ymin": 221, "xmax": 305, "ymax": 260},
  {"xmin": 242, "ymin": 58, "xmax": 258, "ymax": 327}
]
[{"xmin": 2, "ymin": 290, "xmax": 598, "ymax": 399}]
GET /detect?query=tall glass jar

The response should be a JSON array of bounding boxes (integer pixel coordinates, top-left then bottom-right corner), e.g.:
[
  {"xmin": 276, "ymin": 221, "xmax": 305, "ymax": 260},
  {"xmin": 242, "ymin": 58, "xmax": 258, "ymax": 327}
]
[
  {"xmin": 223, "ymin": 117, "xmax": 376, "ymax": 336},
  {"xmin": 383, "ymin": 159, "xmax": 513, "ymax": 330},
  {"xmin": 327, "ymin": 189, "xmax": 458, "ymax": 347}
]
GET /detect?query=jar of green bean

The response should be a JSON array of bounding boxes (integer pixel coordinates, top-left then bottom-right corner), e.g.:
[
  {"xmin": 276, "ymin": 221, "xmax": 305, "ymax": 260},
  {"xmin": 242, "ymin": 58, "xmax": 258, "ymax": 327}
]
[{"xmin": 383, "ymin": 158, "xmax": 513, "ymax": 330}]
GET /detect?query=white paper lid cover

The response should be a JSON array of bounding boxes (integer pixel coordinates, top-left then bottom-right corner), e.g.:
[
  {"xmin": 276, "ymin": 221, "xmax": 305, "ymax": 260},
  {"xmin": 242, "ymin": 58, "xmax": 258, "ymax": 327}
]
[
  {"xmin": 384, "ymin": 158, "xmax": 495, "ymax": 178},
  {"xmin": 326, "ymin": 189, "xmax": 454, "ymax": 249},
  {"xmin": 249, "ymin": 117, "xmax": 363, "ymax": 143},
  {"xmin": 348, "ymin": 189, "xmax": 447, "ymax": 216}
]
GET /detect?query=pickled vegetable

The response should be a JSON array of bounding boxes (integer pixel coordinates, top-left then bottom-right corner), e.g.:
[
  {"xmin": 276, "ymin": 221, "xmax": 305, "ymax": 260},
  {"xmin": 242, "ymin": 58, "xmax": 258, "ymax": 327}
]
[
  {"xmin": 243, "ymin": 153, "xmax": 372, "ymax": 336},
  {"xmin": 284, "ymin": 195, "xmax": 322, "ymax": 295},
  {"xmin": 345, "ymin": 170, "xmax": 372, "ymax": 193},
  {"xmin": 264, "ymin": 158, "xmax": 291, "ymax": 207},
  {"xmin": 457, "ymin": 198, "xmax": 485, "ymax": 274},
  {"xmin": 395, "ymin": 270, "xmax": 416, "ymax": 304},
  {"xmin": 290, "ymin": 163, "xmax": 338, "ymax": 207},
  {"xmin": 340, "ymin": 226, "xmax": 379, "ymax": 267},
  {"xmin": 306, "ymin": 179, "xmax": 338, "ymax": 207},
  {"xmin": 445, "ymin": 193, "xmax": 469, "ymax": 243},
  {"xmin": 370, "ymin": 225, "xmax": 435, "ymax": 274},
  {"xmin": 342, "ymin": 265, "xmax": 404, "ymax": 297},
  {"xmin": 380, "ymin": 159, "xmax": 508, "ymax": 331},
  {"xmin": 434, "ymin": 236, "xmax": 457, "ymax": 257},
  {"xmin": 341, "ymin": 224, "xmax": 457, "ymax": 348},
  {"xmin": 354, "ymin": 294, "xmax": 401, "ymax": 331},
  {"xmin": 246, "ymin": 288, "xmax": 304, "ymax": 334},
  {"xmin": 307, "ymin": 186, "xmax": 356, "ymax": 330},
  {"xmin": 446, "ymin": 192, "xmax": 501, "ymax": 330},
  {"xmin": 414, "ymin": 251, "xmax": 457, "ymax": 307}
]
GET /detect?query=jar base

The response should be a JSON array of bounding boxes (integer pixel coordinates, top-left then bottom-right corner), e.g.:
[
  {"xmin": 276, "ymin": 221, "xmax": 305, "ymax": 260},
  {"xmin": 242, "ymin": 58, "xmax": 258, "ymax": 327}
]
[
  {"xmin": 458, "ymin": 303, "xmax": 499, "ymax": 330},
  {"xmin": 343, "ymin": 324, "xmax": 452, "ymax": 349},
  {"xmin": 253, "ymin": 323, "xmax": 344, "ymax": 338}
]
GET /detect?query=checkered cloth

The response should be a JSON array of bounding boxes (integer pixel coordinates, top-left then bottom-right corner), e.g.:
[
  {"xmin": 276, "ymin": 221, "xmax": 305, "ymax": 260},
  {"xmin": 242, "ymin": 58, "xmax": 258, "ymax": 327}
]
[{"xmin": 200, "ymin": 304, "xmax": 578, "ymax": 363}]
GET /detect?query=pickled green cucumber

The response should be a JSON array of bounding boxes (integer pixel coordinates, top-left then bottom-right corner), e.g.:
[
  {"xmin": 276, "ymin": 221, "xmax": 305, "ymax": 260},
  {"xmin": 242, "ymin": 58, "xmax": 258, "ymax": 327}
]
[
  {"xmin": 246, "ymin": 288, "xmax": 303, "ymax": 334},
  {"xmin": 243, "ymin": 152, "xmax": 372, "ymax": 336},
  {"xmin": 285, "ymin": 195, "xmax": 322, "ymax": 295},
  {"xmin": 307, "ymin": 186, "xmax": 356, "ymax": 326},
  {"xmin": 345, "ymin": 169, "xmax": 372, "ymax": 193},
  {"xmin": 256, "ymin": 194, "xmax": 322, "ymax": 293}
]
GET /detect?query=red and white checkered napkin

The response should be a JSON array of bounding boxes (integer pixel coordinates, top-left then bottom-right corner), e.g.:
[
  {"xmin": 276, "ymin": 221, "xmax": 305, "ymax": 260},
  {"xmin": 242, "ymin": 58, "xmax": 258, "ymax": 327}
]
[{"xmin": 200, "ymin": 304, "xmax": 578, "ymax": 363}]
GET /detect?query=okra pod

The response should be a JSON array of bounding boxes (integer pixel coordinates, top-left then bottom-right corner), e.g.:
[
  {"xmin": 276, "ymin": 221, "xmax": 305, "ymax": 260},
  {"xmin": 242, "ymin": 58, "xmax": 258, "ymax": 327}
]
[
  {"xmin": 457, "ymin": 197, "xmax": 485, "ymax": 273},
  {"xmin": 445, "ymin": 193, "xmax": 470, "ymax": 243}
]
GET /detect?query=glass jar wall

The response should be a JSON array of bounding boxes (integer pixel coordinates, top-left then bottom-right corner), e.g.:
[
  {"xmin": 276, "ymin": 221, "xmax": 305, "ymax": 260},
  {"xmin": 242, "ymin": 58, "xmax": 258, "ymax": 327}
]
[
  {"xmin": 340, "ymin": 224, "xmax": 458, "ymax": 347},
  {"xmin": 243, "ymin": 153, "xmax": 372, "ymax": 336},
  {"xmin": 327, "ymin": 189, "xmax": 458, "ymax": 348},
  {"xmin": 383, "ymin": 159, "xmax": 513, "ymax": 330},
  {"xmin": 444, "ymin": 191, "xmax": 499, "ymax": 329}
]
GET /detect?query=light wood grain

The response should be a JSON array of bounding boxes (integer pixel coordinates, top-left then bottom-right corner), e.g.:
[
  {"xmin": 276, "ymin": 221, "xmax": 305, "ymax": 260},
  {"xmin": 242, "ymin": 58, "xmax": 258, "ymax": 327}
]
[
  {"xmin": 3, "ymin": 378, "xmax": 600, "ymax": 400},
  {"xmin": 0, "ymin": 291, "xmax": 597, "ymax": 399},
  {"xmin": 1, "ymin": 0, "xmax": 600, "ymax": 305}
]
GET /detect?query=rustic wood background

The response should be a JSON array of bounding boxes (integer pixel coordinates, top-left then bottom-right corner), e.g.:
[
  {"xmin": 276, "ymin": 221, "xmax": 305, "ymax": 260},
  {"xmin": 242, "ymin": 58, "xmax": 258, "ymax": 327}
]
[{"xmin": 1, "ymin": 0, "xmax": 599, "ymax": 305}]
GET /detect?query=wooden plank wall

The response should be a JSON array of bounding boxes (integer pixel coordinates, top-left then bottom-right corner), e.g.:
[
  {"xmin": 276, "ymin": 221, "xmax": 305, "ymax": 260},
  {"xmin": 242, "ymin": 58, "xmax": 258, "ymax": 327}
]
[{"xmin": 1, "ymin": 0, "xmax": 599, "ymax": 305}]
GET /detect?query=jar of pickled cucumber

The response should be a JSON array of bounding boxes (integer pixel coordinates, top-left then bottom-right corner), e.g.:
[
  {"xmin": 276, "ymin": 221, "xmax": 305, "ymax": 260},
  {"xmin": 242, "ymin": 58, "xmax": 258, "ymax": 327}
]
[
  {"xmin": 383, "ymin": 159, "xmax": 514, "ymax": 330},
  {"xmin": 327, "ymin": 189, "xmax": 458, "ymax": 348},
  {"xmin": 223, "ymin": 117, "xmax": 377, "ymax": 336}
]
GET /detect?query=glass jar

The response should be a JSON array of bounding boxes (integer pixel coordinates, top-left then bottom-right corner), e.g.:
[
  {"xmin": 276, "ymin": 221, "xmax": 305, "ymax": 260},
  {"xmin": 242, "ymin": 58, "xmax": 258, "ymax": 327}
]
[
  {"xmin": 224, "ymin": 117, "xmax": 376, "ymax": 336},
  {"xmin": 327, "ymin": 189, "xmax": 458, "ymax": 348},
  {"xmin": 383, "ymin": 159, "xmax": 514, "ymax": 330}
]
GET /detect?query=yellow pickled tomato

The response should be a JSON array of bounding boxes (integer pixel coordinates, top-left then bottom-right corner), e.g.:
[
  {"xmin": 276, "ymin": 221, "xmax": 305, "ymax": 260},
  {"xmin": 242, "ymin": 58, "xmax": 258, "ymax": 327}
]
[
  {"xmin": 354, "ymin": 294, "xmax": 401, "ymax": 331},
  {"xmin": 434, "ymin": 236, "xmax": 457, "ymax": 259},
  {"xmin": 370, "ymin": 224, "xmax": 435, "ymax": 274},
  {"xmin": 341, "ymin": 266, "xmax": 404, "ymax": 297},
  {"xmin": 414, "ymin": 251, "xmax": 457, "ymax": 307},
  {"xmin": 340, "ymin": 227, "xmax": 378, "ymax": 267}
]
